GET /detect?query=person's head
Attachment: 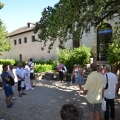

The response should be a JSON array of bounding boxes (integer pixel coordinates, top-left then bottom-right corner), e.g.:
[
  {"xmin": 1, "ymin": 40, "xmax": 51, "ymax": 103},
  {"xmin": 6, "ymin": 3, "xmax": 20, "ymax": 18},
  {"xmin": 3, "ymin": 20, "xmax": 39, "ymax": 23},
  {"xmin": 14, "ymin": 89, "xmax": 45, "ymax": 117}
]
[
  {"xmin": 74, "ymin": 64, "xmax": 77, "ymax": 68},
  {"xmin": 99, "ymin": 65, "xmax": 103, "ymax": 71},
  {"xmin": 90, "ymin": 63, "xmax": 97, "ymax": 71},
  {"xmin": 9, "ymin": 65, "xmax": 14, "ymax": 70},
  {"xmin": 60, "ymin": 103, "xmax": 79, "ymax": 120},
  {"xmin": 104, "ymin": 64, "xmax": 111, "ymax": 72},
  {"xmin": 2, "ymin": 64, "xmax": 8, "ymax": 72},
  {"xmin": 25, "ymin": 60, "xmax": 29, "ymax": 65},
  {"xmin": 17, "ymin": 63, "xmax": 22, "ymax": 68},
  {"xmin": 30, "ymin": 58, "xmax": 32, "ymax": 62},
  {"xmin": 78, "ymin": 64, "xmax": 81, "ymax": 68}
]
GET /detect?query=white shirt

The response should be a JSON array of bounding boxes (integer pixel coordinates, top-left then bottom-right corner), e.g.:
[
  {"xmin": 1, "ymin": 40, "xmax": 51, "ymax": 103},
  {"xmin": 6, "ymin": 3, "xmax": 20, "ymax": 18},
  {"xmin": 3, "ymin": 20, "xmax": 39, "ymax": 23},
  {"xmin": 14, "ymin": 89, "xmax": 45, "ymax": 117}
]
[
  {"xmin": 24, "ymin": 65, "xmax": 30, "ymax": 77},
  {"xmin": 104, "ymin": 72, "xmax": 118, "ymax": 99},
  {"xmin": 29, "ymin": 62, "xmax": 34, "ymax": 73},
  {"xmin": 16, "ymin": 68, "xmax": 25, "ymax": 81},
  {"xmin": 7, "ymin": 69, "xmax": 15, "ymax": 79}
]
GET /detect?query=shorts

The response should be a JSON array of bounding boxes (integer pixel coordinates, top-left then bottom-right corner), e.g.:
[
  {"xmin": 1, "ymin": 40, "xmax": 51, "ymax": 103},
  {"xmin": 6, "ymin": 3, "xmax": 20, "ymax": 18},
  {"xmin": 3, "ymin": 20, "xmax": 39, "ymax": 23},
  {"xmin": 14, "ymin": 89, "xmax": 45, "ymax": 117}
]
[
  {"xmin": 3, "ymin": 85, "xmax": 14, "ymax": 98},
  {"xmin": 18, "ymin": 81, "xmax": 25, "ymax": 91},
  {"xmin": 30, "ymin": 73, "xmax": 34, "ymax": 80},
  {"xmin": 87, "ymin": 101, "xmax": 101, "ymax": 112}
]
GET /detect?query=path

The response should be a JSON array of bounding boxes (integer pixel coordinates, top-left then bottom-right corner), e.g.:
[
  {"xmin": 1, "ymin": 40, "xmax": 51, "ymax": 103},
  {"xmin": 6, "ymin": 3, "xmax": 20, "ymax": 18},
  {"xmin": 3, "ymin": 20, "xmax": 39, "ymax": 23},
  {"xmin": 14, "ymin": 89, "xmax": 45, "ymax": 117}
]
[{"xmin": 0, "ymin": 79, "xmax": 120, "ymax": 120}]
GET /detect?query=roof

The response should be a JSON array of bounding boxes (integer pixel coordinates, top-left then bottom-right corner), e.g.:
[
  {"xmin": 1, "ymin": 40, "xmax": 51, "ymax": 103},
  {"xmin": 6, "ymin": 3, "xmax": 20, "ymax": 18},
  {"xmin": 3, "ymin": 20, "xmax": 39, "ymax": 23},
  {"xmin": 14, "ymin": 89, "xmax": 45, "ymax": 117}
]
[{"xmin": 8, "ymin": 25, "xmax": 35, "ymax": 37}]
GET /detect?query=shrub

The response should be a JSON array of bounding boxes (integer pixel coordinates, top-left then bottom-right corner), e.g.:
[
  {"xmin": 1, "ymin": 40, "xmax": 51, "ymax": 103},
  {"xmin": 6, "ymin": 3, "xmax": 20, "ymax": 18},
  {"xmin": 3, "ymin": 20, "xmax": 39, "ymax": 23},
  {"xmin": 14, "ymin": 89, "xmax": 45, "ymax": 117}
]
[
  {"xmin": 33, "ymin": 60, "xmax": 58, "ymax": 70},
  {"xmin": 34, "ymin": 64, "xmax": 53, "ymax": 73},
  {"xmin": 57, "ymin": 45, "xmax": 91, "ymax": 72},
  {"xmin": 0, "ymin": 59, "xmax": 16, "ymax": 65},
  {"xmin": 107, "ymin": 40, "xmax": 120, "ymax": 66}
]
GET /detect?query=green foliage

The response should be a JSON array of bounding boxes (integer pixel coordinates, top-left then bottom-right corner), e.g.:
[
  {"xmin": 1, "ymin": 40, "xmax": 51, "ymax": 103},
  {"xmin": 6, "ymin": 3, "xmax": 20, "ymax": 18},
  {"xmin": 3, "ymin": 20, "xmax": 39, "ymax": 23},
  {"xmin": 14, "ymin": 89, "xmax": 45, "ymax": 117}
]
[
  {"xmin": 0, "ymin": 2, "xmax": 12, "ymax": 54},
  {"xmin": 57, "ymin": 45, "xmax": 91, "ymax": 72},
  {"xmin": 107, "ymin": 40, "xmax": 120, "ymax": 66},
  {"xmin": 0, "ymin": 59, "xmax": 16, "ymax": 65},
  {"xmin": 33, "ymin": 60, "xmax": 58, "ymax": 70},
  {"xmin": 34, "ymin": 0, "xmax": 120, "ymax": 52},
  {"xmin": 34, "ymin": 64, "xmax": 53, "ymax": 73}
]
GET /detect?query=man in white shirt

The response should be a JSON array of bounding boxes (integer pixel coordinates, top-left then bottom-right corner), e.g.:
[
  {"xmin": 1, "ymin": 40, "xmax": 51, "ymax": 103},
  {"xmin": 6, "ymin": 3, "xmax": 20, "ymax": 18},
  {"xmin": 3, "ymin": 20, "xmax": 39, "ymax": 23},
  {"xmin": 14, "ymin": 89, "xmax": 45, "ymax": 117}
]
[
  {"xmin": 16, "ymin": 63, "xmax": 26, "ymax": 97},
  {"xmin": 29, "ymin": 58, "xmax": 35, "ymax": 87},
  {"xmin": 7, "ymin": 65, "xmax": 16, "ymax": 100},
  {"xmin": 103, "ymin": 65, "xmax": 118, "ymax": 120}
]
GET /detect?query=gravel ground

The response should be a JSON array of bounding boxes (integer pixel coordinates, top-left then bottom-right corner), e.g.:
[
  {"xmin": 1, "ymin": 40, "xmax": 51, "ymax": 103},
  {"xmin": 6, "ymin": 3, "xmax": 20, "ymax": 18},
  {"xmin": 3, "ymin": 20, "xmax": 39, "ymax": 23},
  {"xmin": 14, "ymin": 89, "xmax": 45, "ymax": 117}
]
[{"xmin": 0, "ymin": 79, "xmax": 120, "ymax": 120}]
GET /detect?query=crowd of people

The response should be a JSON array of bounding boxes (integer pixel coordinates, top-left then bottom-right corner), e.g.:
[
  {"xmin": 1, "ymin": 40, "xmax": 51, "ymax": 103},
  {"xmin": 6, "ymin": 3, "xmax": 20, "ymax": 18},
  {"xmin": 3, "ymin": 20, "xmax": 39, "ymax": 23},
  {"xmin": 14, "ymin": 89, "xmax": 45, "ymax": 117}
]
[
  {"xmin": 1, "ymin": 58, "xmax": 35, "ymax": 108},
  {"xmin": 1, "ymin": 60, "xmax": 119, "ymax": 120},
  {"xmin": 58, "ymin": 61, "xmax": 118, "ymax": 120}
]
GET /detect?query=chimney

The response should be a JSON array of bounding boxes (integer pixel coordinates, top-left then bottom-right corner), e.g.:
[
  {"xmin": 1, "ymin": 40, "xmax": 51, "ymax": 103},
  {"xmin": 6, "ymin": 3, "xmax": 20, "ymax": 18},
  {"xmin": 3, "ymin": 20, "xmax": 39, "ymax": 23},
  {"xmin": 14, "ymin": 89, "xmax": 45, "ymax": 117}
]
[{"xmin": 27, "ymin": 22, "xmax": 30, "ymax": 28}]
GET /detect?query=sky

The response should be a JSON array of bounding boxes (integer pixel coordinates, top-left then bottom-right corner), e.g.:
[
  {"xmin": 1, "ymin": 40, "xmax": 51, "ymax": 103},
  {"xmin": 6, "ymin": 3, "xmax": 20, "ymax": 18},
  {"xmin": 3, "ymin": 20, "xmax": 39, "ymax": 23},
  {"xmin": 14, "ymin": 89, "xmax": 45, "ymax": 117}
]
[{"xmin": 0, "ymin": 0, "xmax": 59, "ymax": 33}]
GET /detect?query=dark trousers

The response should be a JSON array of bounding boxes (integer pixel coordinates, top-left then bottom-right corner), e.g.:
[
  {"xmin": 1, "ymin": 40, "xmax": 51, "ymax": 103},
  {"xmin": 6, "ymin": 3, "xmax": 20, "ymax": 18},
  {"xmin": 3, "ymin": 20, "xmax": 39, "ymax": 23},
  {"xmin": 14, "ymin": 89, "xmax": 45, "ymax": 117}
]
[
  {"xmin": 59, "ymin": 71, "xmax": 63, "ymax": 81},
  {"xmin": 104, "ymin": 98, "xmax": 115, "ymax": 120}
]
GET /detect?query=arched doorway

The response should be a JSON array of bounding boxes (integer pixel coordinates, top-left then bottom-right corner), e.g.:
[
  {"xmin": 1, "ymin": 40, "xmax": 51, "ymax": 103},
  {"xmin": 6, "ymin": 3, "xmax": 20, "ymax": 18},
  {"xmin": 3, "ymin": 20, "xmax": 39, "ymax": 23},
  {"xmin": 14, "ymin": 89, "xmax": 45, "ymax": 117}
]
[{"xmin": 97, "ymin": 23, "xmax": 112, "ymax": 61}]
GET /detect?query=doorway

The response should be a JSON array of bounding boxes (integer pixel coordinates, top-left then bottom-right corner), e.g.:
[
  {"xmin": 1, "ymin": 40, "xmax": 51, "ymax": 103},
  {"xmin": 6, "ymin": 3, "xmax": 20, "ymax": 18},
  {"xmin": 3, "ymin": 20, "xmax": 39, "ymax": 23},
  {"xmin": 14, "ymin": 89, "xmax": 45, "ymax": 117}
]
[
  {"xmin": 19, "ymin": 54, "xmax": 22, "ymax": 62},
  {"xmin": 97, "ymin": 23, "xmax": 112, "ymax": 61}
]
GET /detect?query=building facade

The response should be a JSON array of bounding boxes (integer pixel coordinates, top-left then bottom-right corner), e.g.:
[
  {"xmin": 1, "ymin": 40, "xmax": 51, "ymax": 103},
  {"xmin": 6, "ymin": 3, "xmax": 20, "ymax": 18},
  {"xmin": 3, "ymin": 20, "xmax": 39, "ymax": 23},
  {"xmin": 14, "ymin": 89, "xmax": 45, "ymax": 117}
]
[
  {"xmin": 0, "ymin": 19, "xmax": 117, "ymax": 63},
  {"xmin": 0, "ymin": 23, "xmax": 72, "ymax": 61}
]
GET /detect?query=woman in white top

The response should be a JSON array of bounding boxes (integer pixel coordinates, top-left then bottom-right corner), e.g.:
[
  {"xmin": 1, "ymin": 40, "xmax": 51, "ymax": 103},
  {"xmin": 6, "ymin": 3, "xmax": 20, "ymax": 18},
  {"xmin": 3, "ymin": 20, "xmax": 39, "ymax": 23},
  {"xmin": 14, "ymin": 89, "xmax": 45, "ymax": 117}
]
[{"xmin": 25, "ymin": 61, "xmax": 31, "ymax": 90}]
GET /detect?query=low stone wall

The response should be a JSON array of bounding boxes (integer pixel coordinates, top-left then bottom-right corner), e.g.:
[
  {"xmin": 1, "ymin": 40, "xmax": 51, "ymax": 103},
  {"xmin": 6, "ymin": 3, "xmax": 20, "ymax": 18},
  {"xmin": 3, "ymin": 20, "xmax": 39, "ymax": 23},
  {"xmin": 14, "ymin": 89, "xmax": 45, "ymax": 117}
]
[{"xmin": 34, "ymin": 72, "xmax": 72, "ymax": 81}]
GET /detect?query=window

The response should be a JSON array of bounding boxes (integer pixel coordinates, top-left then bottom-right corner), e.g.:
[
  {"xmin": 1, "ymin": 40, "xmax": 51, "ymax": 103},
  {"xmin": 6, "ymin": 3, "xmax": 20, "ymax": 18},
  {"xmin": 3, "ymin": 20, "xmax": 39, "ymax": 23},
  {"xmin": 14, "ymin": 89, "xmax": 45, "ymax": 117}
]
[
  {"xmin": 32, "ymin": 35, "xmax": 35, "ymax": 42},
  {"xmin": 24, "ymin": 37, "xmax": 27, "ymax": 43},
  {"xmin": 19, "ymin": 39, "xmax": 21, "ymax": 44},
  {"xmin": 14, "ymin": 40, "xmax": 16, "ymax": 45}
]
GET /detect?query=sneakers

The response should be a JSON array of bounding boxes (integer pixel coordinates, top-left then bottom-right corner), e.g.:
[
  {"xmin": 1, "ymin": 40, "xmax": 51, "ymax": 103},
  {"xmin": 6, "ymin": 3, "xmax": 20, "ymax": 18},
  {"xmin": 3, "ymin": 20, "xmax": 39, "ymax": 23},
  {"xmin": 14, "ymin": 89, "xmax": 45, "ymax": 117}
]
[{"xmin": 7, "ymin": 104, "xmax": 12, "ymax": 108}]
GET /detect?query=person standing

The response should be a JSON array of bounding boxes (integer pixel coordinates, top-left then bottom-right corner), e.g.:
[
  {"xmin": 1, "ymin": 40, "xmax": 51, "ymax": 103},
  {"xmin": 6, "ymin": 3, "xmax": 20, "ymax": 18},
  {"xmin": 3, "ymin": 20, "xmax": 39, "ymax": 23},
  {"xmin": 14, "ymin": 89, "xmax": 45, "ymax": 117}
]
[
  {"xmin": 76, "ymin": 64, "xmax": 85, "ymax": 95},
  {"xmin": 7, "ymin": 65, "xmax": 16, "ymax": 100},
  {"xmin": 83, "ymin": 63, "xmax": 104, "ymax": 120},
  {"xmin": 1, "ymin": 64, "xmax": 14, "ymax": 108},
  {"xmin": 25, "ymin": 61, "xmax": 31, "ymax": 90},
  {"xmin": 103, "ymin": 65, "xmax": 118, "ymax": 120},
  {"xmin": 16, "ymin": 63, "xmax": 26, "ymax": 97},
  {"xmin": 29, "ymin": 58, "xmax": 35, "ymax": 87},
  {"xmin": 57, "ymin": 61, "xmax": 64, "ymax": 82}
]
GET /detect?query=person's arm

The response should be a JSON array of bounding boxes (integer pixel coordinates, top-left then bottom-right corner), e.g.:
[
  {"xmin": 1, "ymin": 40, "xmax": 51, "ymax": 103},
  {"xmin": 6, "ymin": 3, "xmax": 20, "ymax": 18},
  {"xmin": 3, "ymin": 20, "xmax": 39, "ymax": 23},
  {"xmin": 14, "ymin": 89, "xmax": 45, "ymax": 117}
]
[
  {"xmin": 102, "ymin": 88, "xmax": 104, "ymax": 98},
  {"xmin": 83, "ymin": 75, "xmax": 91, "ymax": 93},
  {"xmin": 16, "ymin": 74, "xmax": 24, "ymax": 80},
  {"xmin": 16, "ymin": 69, "xmax": 25, "ymax": 80},
  {"xmin": 5, "ymin": 77, "xmax": 10, "ymax": 81},
  {"xmin": 116, "ymin": 83, "xmax": 118, "ymax": 95},
  {"xmin": 1, "ymin": 73, "xmax": 10, "ymax": 82}
]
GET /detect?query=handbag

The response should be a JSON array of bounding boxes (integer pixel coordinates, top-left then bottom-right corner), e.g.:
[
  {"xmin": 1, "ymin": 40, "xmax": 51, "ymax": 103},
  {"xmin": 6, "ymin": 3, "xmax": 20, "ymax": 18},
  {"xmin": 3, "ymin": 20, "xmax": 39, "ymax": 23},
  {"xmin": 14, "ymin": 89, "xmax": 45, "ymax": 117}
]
[
  {"xmin": 101, "ymin": 98, "xmax": 106, "ymax": 111},
  {"xmin": 104, "ymin": 74, "xmax": 108, "ymax": 89},
  {"xmin": 6, "ymin": 76, "xmax": 15, "ymax": 86},
  {"xmin": 21, "ymin": 81, "xmax": 25, "ymax": 87}
]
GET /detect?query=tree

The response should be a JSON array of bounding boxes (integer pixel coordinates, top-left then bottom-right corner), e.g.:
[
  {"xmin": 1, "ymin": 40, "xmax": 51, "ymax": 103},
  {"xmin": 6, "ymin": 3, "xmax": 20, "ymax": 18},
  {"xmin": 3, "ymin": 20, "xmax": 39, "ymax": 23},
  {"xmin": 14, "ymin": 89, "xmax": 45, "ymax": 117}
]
[
  {"xmin": 0, "ymin": 2, "xmax": 12, "ymax": 55},
  {"xmin": 34, "ymin": 0, "xmax": 120, "ymax": 52}
]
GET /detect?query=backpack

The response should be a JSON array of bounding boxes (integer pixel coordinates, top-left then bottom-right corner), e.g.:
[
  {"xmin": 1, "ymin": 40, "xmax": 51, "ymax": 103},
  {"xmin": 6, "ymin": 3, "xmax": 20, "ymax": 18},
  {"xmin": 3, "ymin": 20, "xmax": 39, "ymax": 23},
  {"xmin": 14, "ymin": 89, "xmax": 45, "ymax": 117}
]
[{"xmin": 6, "ymin": 76, "xmax": 15, "ymax": 86}]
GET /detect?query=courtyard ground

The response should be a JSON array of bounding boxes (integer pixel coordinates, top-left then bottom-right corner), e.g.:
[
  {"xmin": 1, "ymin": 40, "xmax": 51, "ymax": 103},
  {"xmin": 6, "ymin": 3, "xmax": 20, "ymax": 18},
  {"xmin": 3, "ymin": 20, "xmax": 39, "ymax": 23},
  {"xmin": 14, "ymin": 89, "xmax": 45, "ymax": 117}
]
[{"xmin": 0, "ymin": 79, "xmax": 120, "ymax": 120}]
